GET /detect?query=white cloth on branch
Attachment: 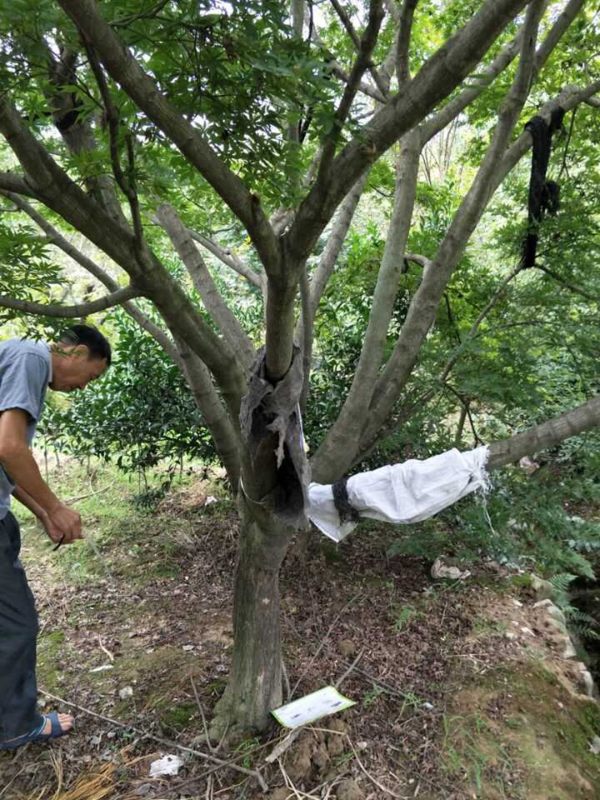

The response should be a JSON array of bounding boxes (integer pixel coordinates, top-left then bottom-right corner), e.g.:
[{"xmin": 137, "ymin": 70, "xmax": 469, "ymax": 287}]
[{"xmin": 307, "ymin": 446, "xmax": 490, "ymax": 542}]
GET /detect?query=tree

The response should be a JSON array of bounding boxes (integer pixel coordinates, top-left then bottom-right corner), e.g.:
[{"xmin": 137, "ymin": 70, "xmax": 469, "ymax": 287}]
[{"xmin": 0, "ymin": 0, "xmax": 598, "ymax": 736}]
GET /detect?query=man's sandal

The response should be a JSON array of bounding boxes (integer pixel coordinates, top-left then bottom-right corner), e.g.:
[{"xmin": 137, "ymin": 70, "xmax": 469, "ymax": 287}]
[{"xmin": 0, "ymin": 712, "xmax": 71, "ymax": 751}]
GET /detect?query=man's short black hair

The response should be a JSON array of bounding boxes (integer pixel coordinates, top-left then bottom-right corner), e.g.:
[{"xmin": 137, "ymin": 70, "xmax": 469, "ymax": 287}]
[{"xmin": 58, "ymin": 324, "xmax": 112, "ymax": 366}]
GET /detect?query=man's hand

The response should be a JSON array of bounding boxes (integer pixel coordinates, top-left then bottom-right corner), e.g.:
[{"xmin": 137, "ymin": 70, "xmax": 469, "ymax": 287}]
[{"xmin": 45, "ymin": 503, "xmax": 83, "ymax": 544}]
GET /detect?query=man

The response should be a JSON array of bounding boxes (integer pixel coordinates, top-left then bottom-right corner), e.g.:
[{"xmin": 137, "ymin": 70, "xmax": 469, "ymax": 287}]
[{"xmin": 0, "ymin": 324, "xmax": 110, "ymax": 750}]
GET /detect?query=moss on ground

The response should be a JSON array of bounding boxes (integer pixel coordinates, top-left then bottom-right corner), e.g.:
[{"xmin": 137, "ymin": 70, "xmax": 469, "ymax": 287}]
[{"xmin": 442, "ymin": 660, "xmax": 600, "ymax": 799}]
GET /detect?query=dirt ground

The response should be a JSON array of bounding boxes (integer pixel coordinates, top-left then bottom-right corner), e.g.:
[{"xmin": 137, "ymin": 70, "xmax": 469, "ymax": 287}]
[{"xmin": 1, "ymin": 462, "xmax": 599, "ymax": 800}]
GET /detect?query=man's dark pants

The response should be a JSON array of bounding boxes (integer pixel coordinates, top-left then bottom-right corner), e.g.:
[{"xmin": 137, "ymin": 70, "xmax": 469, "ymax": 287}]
[{"xmin": 0, "ymin": 511, "xmax": 40, "ymax": 740}]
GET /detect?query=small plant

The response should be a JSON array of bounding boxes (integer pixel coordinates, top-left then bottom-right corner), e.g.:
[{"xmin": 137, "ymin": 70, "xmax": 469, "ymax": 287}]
[
  {"xmin": 362, "ymin": 683, "xmax": 386, "ymax": 708},
  {"xmin": 234, "ymin": 736, "xmax": 261, "ymax": 768},
  {"xmin": 392, "ymin": 604, "xmax": 421, "ymax": 633}
]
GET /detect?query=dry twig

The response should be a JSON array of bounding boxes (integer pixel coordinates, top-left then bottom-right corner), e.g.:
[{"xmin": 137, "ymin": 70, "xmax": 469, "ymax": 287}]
[{"xmin": 38, "ymin": 689, "xmax": 268, "ymax": 792}]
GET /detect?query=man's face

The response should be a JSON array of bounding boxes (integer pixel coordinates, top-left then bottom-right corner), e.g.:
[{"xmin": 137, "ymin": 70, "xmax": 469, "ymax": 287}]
[{"xmin": 50, "ymin": 345, "xmax": 108, "ymax": 392}]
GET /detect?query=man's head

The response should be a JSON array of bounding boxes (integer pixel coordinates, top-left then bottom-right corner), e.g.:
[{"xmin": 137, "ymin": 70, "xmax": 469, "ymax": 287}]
[{"xmin": 50, "ymin": 324, "xmax": 111, "ymax": 392}]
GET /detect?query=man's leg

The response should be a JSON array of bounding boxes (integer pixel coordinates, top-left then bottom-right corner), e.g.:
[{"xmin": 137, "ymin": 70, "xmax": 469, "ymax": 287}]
[{"xmin": 0, "ymin": 512, "xmax": 42, "ymax": 740}]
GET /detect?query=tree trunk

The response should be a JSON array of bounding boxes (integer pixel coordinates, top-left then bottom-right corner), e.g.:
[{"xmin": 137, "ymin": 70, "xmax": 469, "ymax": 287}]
[{"xmin": 210, "ymin": 496, "xmax": 294, "ymax": 739}]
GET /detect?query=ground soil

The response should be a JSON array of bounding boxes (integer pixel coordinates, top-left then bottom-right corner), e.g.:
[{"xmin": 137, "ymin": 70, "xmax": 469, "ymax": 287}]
[{"xmin": 1, "ymin": 462, "xmax": 599, "ymax": 799}]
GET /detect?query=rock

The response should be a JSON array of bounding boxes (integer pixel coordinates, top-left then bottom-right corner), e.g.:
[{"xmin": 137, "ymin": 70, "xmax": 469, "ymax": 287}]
[
  {"xmin": 530, "ymin": 574, "xmax": 554, "ymax": 600},
  {"xmin": 579, "ymin": 667, "xmax": 597, "ymax": 699},
  {"xmin": 339, "ymin": 639, "xmax": 357, "ymax": 657},
  {"xmin": 134, "ymin": 784, "xmax": 153, "ymax": 797},
  {"xmin": 336, "ymin": 778, "xmax": 364, "ymax": 800},
  {"xmin": 269, "ymin": 790, "xmax": 290, "ymax": 800},
  {"xmin": 431, "ymin": 557, "xmax": 470, "ymax": 581},
  {"xmin": 563, "ymin": 640, "xmax": 577, "ymax": 659},
  {"xmin": 589, "ymin": 736, "xmax": 600, "ymax": 755}
]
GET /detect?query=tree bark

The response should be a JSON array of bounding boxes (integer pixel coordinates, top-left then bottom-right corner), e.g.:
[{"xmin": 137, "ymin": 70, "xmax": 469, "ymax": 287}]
[
  {"xmin": 210, "ymin": 498, "xmax": 293, "ymax": 738},
  {"xmin": 488, "ymin": 396, "xmax": 600, "ymax": 470}
]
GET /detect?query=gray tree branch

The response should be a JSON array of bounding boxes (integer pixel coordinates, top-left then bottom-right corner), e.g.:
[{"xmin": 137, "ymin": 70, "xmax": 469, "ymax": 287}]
[
  {"xmin": 419, "ymin": 0, "xmax": 585, "ymax": 145},
  {"xmin": 0, "ymin": 286, "xmax": 138, "ymax": 317},
  {"xmin": 487, "ymin": 395, "xmax": 600, "ymax": 469},
  {"xmin": 287, "ymin": 0, "xmax": 529, "ymax": 264},
  {"xmin": 157, "ymin": 203, "xmax": 256, "ymax": 370},
  {"xmin": 314, "ymin": 0, "xmax": 545, "ymax": 481},
  {"xmin": 187, "ymin": 229, "xmax": 265, "ymax": 292}
]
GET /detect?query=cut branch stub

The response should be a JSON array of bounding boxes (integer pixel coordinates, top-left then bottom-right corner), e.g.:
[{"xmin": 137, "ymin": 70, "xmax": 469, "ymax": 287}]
[{"xmin": 240, "ymin": 347, "xmax": 309, "ymax": 528}]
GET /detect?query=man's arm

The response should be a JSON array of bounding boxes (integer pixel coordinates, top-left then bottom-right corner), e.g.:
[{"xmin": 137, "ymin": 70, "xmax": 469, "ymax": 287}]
[
  {"xmin": 13, "ymin": 484, "xmax": 51, "ymax": 521},
  {"xmin": 0, "ymin": 409, "xmax": 82, "ymax": 543}
]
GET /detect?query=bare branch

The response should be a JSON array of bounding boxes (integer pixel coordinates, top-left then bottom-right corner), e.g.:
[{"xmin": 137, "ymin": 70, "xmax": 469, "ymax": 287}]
[
  {"xmin": 0, "ymin": 190, "xmax": 120, "ymax": 286},
  {"xmin": 585, "ymin": 96, "xmax": 600, "ymax": 108},
  {"xmin": 317, "ymin": 0, "xmax": 385, "ymax": 177},
  {"xmin": 156, "ymin": 203, "xmax": 256, "ymax": 370},
  {"xmin": 286, "ymin": 0, "xmax": 529, "ymax": 264},
  {"xmin": 329, "ymin": 0, "xmax": 389, "ymax": 98},
  {"xmin": 58, "ymin": 0, "xmax": 281, "ymax": 277},
  {"xmin": 173, "ymin": 335, "xmax": 242, "ymax": 489},
  {"xmin": 329, "ymin": 62, "xmax": 388, "ymax": 103},
  {"xmin": 311, "ymin": 129, "xmax": 421, "ymax": 481},
  {"xmin": 83, "ymin": 39, "xmax": 145, "ymax": 249},
  {"xmin": 404, "ymin": 252, "xmax": 431, "ymax": 269},
  {"xmin": 308, "ymin": 170, "xmax": 370, "ymax": 316},
  {"xmin": 187, "ymin": 229, "xmax": 265, "ymax": 292},
  {"xmin": 45, "ymin": 42, "xmax": 126, "ymax": 224},
  {"xmin": 534, "ymin": 0, "xmax": 586, "ymax": 70},
  {"xmin": 396, "ymin": 0, "xmax": 419, "ymax": 84},
  {"xmin": 487, "ymin": 395, "xmax": 600, "ymax": 469},
  {"xmin": 535, "ymin": 264, "xmax": 600, "ymax": 302},
  {"xmin": 0, "ymin": 285, "xmax": 138, "ymax": 317},
  {"xmin": 420, "ymin": 0, "xmax": 586, "ymax": 145},
  {"xmin": 419, "ymin": 33, "xmax": 523, "ymax": 145},
  {"xmin": 436, "ymin": 263, "xmax": 524, "ymax": 389},
  {"xmin": 0, "ymin": 189, "xmax": 180, "ymax": 362}
]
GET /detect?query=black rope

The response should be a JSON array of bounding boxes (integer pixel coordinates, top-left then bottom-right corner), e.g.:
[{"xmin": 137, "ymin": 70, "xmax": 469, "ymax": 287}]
[
  {"xmin": 332, "ymin": 476, "xmax": 360, "ymax": 524},
  {"xmin": 520, "ymin": 107, "xmax": 565, "ymax": 269}
]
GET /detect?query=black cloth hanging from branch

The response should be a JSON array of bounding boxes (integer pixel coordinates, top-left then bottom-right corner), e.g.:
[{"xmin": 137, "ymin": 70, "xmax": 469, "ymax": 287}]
[{"xmin": 521, "ymin": 107, "xmax": 565, "ymax": 269}]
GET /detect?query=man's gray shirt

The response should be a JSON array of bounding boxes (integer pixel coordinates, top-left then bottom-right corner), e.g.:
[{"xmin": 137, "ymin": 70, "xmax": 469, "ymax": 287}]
[{"xmin": 0, "ymin": 339, "xmax": 51, "ymax": 519}]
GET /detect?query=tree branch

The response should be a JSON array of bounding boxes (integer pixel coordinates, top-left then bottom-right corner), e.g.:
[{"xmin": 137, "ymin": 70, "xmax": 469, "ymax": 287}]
[
  {"xmin": 419, "ymin": 0, "xmax": 585, "ymax": 146},
  {"xmin": 57, "ymin": 0, "xmax": 281, "ymax": 277},
  {"xmin": 328, "ymin": 0, "xmax": 389, "ymax": 99},
  {"xmin": 0, "ymin": 189, "xmax": 182, "ymax": 363},
  {"xmin": 156, "ymin": 203, "xmax": 256, "ymax": 370},
  {"xmin": 396, "ymin": 0, "xmax": 419, "ymax": 84},
  {"xmin": 336, "ymin": 0, "xmax": 546, "ymax": 480},
  {"xmin": 0, "ymin": 286, "xmax": 138, "ymax": 317},
  {"xmin": 317, "ymin": 0, "xmax": 385, "ymax": 179},
  {"xmin": 83, "ymin": 39, "xmax": 146, "ymax": 250},
  {"xmin": 286, "ymin": 0, "xmax": 529, "ymax": 264},
  {"xmin": 311, "ymin": 129, "xmax": 421, "ymax": 481},
  {"xmin": 0, "ymin": 94, "xmax": 247, "ymax": 412},
  {"xmin": 45, "ymin": 42, "xmax": 127, "ymax": 224},
  {"xmin": 187, "ymin": 229, "xmax": 265, "ymax": 292},
  {"xmin": 487, "ymin": 395, "xmax": 600, "ymax": 469},
  {"xmin": 0, "ymin": 172, "xmax": 38, "ymax": 197},
  {"xmin": 173, "ymin": 335, "xmax": 242, "ymax": 490}
]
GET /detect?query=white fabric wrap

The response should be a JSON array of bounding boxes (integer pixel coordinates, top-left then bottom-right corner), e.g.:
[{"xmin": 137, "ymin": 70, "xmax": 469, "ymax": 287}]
[{"xmin": 307, "ymin": 446, "xmax": 490, "ymax": 542}]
